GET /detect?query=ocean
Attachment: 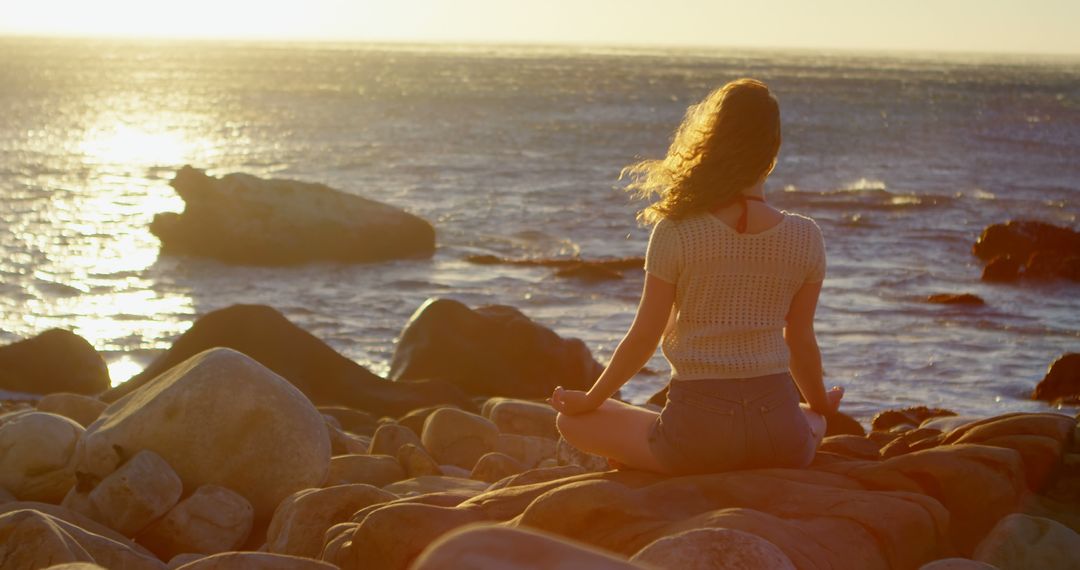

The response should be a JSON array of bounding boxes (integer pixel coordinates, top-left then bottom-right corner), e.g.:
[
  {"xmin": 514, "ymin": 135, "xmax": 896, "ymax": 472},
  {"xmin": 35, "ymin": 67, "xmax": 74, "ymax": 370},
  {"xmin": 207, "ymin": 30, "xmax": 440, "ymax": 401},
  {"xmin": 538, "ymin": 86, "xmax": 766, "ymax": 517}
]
[{"xmin": 1, "ymin": 37, "xmax": 1077, "ymax": 422}]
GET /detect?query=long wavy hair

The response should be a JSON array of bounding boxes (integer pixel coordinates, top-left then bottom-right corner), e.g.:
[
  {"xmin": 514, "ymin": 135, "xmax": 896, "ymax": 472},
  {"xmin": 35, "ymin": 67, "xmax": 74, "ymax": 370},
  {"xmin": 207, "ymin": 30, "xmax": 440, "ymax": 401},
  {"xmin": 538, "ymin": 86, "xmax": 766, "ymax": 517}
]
[{"xmin": 623, "ymin": 78, "xmax": 782, "ymax": 225}]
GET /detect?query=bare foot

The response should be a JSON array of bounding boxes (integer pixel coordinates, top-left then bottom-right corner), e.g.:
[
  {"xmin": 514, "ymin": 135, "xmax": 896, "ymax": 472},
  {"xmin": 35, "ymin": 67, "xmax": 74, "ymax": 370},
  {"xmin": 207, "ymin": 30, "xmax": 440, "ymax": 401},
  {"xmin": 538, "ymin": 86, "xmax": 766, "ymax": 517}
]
[{"xmin": 827, "ymin": 386, "xmax": 845, "ymax": 412}]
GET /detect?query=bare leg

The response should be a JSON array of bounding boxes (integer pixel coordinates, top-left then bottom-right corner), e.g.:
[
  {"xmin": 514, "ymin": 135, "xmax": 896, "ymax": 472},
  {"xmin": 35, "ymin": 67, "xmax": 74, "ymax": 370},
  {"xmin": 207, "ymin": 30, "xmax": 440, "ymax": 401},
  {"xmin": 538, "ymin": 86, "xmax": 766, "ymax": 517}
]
[
  {"xmin": 556, "ymin": 399, "xmax": 670, "ymax": 474},
  {"xmin": 801, "ymin": 386, "xmax": 845, "ymax": 447}
]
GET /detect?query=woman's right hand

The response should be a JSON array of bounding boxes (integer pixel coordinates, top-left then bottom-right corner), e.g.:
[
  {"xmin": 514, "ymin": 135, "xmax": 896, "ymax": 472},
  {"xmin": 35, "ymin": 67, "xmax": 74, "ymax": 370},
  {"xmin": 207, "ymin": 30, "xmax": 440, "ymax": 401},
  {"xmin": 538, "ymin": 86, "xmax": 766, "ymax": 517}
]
[{"xmin": 549, "ymin": 386, "xmax": 601, "ymax": 415}]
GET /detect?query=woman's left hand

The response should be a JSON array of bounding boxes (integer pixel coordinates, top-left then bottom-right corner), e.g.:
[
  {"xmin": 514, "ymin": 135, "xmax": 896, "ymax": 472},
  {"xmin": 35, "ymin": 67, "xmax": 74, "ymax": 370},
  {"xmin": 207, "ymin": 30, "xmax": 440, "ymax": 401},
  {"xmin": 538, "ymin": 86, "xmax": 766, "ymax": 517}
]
[{"xmin": 549, "ymin": 386, "xmax": 600, "ymax": 415}]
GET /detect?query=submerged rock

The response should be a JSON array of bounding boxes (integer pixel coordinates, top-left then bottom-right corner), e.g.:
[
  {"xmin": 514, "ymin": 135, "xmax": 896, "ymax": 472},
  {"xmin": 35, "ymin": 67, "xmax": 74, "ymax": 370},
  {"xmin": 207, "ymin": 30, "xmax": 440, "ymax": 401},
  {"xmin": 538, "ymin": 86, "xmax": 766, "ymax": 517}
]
[
  {"xmin": 150, "ymin": 165, "xmax": 435, "ymax": 265},
  {"xmin": 102, "ymin": 304, "xmax": 472, "ymax": 417},
  {"xmin": 390, "ymin": 298, "xmax": 603, "ymax": 399},
  {"xmin": 75, "ymin": 348, "xmax": 330, "ymax": 522},
  {"xmin": 926, "ymin": 293, "xmax": 985, "ymax": 306},
  {"xmin": 0, "ymin": 329, "xmax": 109, "ymax": 396}
]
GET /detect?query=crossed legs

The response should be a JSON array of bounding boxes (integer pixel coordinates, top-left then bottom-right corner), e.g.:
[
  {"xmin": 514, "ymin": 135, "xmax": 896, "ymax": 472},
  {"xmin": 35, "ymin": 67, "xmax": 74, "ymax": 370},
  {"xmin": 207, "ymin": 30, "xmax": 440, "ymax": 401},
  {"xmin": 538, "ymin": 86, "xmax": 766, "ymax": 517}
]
[{"xmin": 555, "ymin": 399, "xmax": 671, "ymax": 474}]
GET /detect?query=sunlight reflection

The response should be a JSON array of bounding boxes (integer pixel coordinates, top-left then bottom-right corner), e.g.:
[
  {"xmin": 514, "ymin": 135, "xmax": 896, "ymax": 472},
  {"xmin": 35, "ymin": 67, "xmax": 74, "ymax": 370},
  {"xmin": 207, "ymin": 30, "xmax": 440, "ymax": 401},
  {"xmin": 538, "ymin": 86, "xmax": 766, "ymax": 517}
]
[
  {"xmin": 80, "ymin": 124, "xmax": 193, "ymax": 168},
  {"xmin": 107, "ymin": 356, "xmax": 146, "ymax": 387}
]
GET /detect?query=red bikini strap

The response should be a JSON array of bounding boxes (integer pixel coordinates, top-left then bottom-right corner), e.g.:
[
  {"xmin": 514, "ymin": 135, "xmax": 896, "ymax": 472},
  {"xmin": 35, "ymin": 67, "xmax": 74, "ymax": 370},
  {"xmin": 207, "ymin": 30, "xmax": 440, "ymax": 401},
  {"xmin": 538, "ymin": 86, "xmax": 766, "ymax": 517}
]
[{"xmin": 736, "ymin": 195, "xmax": 766, "ymax": 234}]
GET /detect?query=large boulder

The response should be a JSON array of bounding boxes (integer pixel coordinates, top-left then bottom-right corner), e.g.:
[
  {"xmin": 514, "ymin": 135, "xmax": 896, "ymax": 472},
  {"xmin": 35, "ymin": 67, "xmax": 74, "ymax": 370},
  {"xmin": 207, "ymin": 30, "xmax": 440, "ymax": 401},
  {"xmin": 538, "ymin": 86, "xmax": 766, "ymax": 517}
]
[
  {"xmin": 389, "ymin": 298, "xmax": 603, "ymax": 398},
  {"xmin": 74, "ymin": 348, "xmax": 330, "ymax": 522},
  {"xmin": 0, "ymin": 412, "xmax": 84, "ymax": 503},
  {"xmin": 0, "ymin": 509, "xmax": 165, "ymax": 570},
  {"xmin": 1032, "ymin": 353, "xmax": 1080, "ymax": 403},
  {"xmin": 101, "ymin": 304, "xmax": 472, "ymax": 417},
  {"xmin": 972, "ymin": 220, "xmax": 1080, "ymax": 282},
  {"xmin": 0, "ymin": 329, "xmax": 109, "ymax": 395},
  {"xmin": 150, "ymin": 165, "xmax": 435, "ymax": 265}
]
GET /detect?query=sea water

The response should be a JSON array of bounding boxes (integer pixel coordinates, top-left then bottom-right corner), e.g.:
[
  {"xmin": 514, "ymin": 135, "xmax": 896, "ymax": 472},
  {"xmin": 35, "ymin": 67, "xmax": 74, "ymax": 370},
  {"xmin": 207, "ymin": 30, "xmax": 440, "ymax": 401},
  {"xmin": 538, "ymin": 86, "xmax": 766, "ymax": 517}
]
[{"xmin": 1, "ymin": 37, "xmax": 1077, "ymax": 421}]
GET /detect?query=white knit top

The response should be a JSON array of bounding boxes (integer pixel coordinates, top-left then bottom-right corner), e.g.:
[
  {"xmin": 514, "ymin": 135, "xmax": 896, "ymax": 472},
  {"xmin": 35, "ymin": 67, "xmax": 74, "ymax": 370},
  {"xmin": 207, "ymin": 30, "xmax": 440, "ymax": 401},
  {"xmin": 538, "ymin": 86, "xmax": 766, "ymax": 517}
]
[{"xmin": 645, "ymin": 210, "xmax": 826, "ymax": 380}]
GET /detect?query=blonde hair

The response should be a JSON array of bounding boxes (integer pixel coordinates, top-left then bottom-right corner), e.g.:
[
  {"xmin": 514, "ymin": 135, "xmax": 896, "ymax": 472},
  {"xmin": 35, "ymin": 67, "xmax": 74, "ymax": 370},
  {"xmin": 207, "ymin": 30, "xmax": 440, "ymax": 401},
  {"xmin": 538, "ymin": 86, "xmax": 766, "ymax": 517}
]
[{"xmin": 623, "ymin": 78, "xmax": 782, "ymax": 225}]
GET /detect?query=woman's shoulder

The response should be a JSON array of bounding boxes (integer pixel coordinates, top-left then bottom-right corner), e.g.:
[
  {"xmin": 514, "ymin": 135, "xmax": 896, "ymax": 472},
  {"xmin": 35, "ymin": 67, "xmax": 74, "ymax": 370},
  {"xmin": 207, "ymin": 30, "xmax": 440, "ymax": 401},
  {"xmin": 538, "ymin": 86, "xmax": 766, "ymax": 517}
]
[{"xmin": 780, "ymin": 211, "xmax": 824, "ymax": 234}]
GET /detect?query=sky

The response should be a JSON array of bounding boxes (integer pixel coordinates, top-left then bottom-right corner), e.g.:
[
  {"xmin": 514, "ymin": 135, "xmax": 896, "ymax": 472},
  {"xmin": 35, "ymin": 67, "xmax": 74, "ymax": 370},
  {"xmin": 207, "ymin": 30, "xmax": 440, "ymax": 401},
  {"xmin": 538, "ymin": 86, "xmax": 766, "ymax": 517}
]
[{"xmin": 3, "ymin": 0, "xmax": 1080, "ymax": 56}]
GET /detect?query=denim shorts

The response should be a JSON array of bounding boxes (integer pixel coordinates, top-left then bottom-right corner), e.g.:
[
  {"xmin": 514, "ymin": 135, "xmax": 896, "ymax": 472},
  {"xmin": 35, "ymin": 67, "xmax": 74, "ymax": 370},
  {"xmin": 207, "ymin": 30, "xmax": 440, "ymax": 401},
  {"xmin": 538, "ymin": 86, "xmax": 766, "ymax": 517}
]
[{"xmin": 647, "ymin": 372, "xmax": 816, "ymax": 475}]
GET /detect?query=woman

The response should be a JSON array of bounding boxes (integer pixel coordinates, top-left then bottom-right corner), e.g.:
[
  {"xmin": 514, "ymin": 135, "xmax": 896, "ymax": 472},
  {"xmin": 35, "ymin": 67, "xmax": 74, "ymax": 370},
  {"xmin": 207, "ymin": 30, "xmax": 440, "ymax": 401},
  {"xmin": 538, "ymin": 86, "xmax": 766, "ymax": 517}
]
[{"xmin": 551, "ymin": 78, "xmax": 842, "ymax": 475}]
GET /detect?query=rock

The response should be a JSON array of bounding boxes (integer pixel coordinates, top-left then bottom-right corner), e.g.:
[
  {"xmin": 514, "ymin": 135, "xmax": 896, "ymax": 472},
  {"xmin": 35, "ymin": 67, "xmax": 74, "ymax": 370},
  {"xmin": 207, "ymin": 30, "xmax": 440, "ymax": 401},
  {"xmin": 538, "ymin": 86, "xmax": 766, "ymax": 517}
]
[
  {"xmin": 389, "ymin": 298, "xmax": 602, "ymax": 399},
  {"xmin": 880, "ymin": 428, "xmax": 944, "ymax": 458},
  {"xmin": 973, "ymin": 513, "xmax": 1080, "ymax": 569},
  {"xmin": 922, "ymin": 416, "xmax": 980, "ymax": 432},
  {"xmin": 397, "ymin": 443, "xmax": 442, "ymax": 478},
  {"xmin": 631, "ymin": 527, "xmax": 796, "ymax": 570},
  {"xmin": 919, "ymin": 559, "xmax": 999, "ymax": 569},
  {"xmin": 75, "ymin": 348, "xmax": 330, "ymax": 522},
  {"xmin": 321, "ymin": 503, "xmax": 486, "ymax": 570},
  {"xmin": 326, "ymin": 455, "xmax": 406, "ymax": 487},
  {"xmin": 317, "ymin": 406, "xmax": 378, "ymax": 436},
  {"xmin": 0, "ymin": 329, "xmax": 109, "ymax": 396},
  {"xmin": 873, "ymin": 406, "xmax": 958, "ymax": 432},
  {"xmin": 369, "ymin": 423, "xmax": 424, "ymax": 457},
  {"xmin": 398, "ymin": 406, "xmax": 448, "ymax": 437},
  {"xmin": 327, "ymin": 424, "xmax": 371, "ymax": 455},
  {"xmin": 1025, "ymin": 250, "xmax": 1080, "ymax": 281},
  {"xmin": 137, "ymin": 485, "xmax": 254, "ymax": 560},
  {"xmin": 0, "ymin": 501, "xmax": 153, "ymax": 556},
  {"xmin": 36, "ymin": 393, "xmax": 108, "ymax": 428},
  {"xmin": 973, "ymin": 220, "xmax": 1080, "ymax": 261},
  {"xmin": 926, "ymin": 294, "xmax": 986, "ymax": 306},
  {"xmin": 470, "ymin": 453, "xmax": 527, "ymax": 483},
  {"xmin": 421, "ymin": 408, "xmax": 500, "ymax": 470},
  {"xmin": 439, "ymin": 465, "xmax": 472, "ymax": 478},
  {"xmin": 87, "ymin": 450, "xmax": 182, "ymax": 536},
  {"xmin": 494, "ymin": 433, "xmax": 557, "ymax": 468},
  {"xmin": 1033, "ymin": 353, "xmax": 1080, "ymax": 403},
  {"xmin": 43, "ymin": 564, "xmax": 110, "ymax": 570},
  {"xmin": 982, "ymin": 255, "xmax": 1022, "ymax": 282},
  {"xmin": 819, "ymin": 435, "xmax": 881, "ymax": 460},
  {"xmin": 413, "ymin": 523, "xmax": 640, "ymax": 569},
  {"xmin": 382, "ymin": 476, "xmax": 490, "ymax": 497},
  {"xmin": 486, "ymin": 465, "xmax": 588, "ymax": 491},
  {"xmin": 102, "ymin": 304, "xmax": 472, "ymax": 418},
  {"xmin": 173, "ymin": 551, "xmax": 336, "ymax": 570},
  {"xmin": 0, "ymin": 412, "xmax": 84, "ymax": 502},
  {"xmin": 265, "ymin": 484, "xmax": 395, "ymax": 559},
  {"xmin": 554, "ymin": 263, "xmax": 624, "ymax": 281},
  {"xmin": 486, "ymin": 399, "xmax": 558, "ymax": 439},
  {"xmin": 0, "ymin": 509, "xmax": 165, "ymax": 570},
  {"xmin": 557, "ymin": 437, "xmax": 610, "ymax": 472},
  {"xmin": 0, "ymin": 487, "xmax": 14, "ymax": 503},
  {"xmin": 941, "ymin": 413, "xmax": 1076, "ymax": 490},
  {"xmin": 167, "ymin": 554, "xmax": 203, "ymax": 568},
  {"xmin": 151, "ymin": 165, "xmax": 435, "ymax": 265}
]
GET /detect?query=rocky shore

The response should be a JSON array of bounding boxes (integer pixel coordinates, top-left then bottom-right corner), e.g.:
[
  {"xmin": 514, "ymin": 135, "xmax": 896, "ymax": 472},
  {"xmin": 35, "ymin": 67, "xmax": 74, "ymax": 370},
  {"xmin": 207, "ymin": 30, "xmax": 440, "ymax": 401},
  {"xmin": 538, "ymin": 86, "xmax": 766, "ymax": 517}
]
[{"xmin": 1, "ymin": 303, "xmax": 1079, "ymax": 569}]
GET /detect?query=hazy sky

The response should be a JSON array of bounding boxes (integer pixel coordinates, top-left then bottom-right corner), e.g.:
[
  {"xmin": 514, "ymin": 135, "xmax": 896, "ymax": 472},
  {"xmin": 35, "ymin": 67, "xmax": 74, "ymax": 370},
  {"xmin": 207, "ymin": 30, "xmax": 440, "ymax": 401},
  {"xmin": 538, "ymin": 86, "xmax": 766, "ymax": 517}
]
[{"xmin": 5, "ymin": 0, "xmax": 1080, "ymax": 56}]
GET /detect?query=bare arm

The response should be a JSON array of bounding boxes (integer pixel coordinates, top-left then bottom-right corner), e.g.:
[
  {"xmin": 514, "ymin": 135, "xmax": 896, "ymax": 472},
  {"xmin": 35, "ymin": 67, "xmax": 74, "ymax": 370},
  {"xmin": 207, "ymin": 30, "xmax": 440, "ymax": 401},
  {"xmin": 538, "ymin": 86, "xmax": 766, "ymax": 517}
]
[{"xmin": 784, "ymin": 280, "xmax": 833, "ymax": 415}]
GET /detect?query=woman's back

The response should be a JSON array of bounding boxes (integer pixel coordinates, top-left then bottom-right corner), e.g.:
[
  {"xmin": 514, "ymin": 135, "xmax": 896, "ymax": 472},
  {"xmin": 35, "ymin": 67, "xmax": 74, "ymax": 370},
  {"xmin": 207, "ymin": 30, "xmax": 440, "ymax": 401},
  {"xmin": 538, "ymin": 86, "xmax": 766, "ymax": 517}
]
[{"xmin": 645, "ymin": 210, "xmax": 826, "ymax": 380}]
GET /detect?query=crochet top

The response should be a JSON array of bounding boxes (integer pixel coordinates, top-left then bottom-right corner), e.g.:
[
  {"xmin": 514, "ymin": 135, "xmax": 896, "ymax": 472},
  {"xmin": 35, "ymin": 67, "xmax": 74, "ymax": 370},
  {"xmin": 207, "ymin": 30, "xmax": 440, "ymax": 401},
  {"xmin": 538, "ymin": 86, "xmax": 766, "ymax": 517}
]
[{"xmin": 644, "ymin": 210, "xmax": 826, "ymax": 380}]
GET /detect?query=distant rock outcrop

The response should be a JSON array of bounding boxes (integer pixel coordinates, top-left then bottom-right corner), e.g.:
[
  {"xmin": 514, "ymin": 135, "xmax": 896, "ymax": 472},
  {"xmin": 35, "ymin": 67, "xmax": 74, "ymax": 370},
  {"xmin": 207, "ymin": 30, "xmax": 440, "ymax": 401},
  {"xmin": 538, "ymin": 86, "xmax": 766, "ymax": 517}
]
[
  {"xmin": 1032, "ymin": 353, "xmax": 1080, "ymax": 404},
  {"xmin": 150, "ymin": 166, "xmax": 435, "ymax": 265},
  {"xmin": 973, "ymin": 220, "xmax": 1080, "ymax": 282},
  {"xmin": 389, "ymin": 298, "xmax": 603, "ymax": 399},
  {"xmin": 0, "ymin": 329, "xmax": 109, "ymax": 396}
]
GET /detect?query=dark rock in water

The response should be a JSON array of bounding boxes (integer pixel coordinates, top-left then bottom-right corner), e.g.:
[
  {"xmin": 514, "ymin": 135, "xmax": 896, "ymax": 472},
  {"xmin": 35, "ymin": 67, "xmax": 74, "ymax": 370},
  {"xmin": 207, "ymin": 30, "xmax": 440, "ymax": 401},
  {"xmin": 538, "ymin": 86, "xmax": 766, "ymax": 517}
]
[
  {"xmin": 0, "ymin": 329, "xmax": 109, "ymax": 396},
  {"xmin": 464, "ymin": 254, "xmax": 644, "ymax": 271},
  {"xmin": 1032, "ymin": 353, "xmax": 1080, "ymax": 403},
  {"xmin": 872, "ymin": 406, "xmax": 958, "ymax": 432},
  {"xmin": 1025, "ymin": 251, "xmax": 1080, "ymax": 281},
  {"xmin": 389, "ymin": 298, "xmax": 603, "ymax": 399},
  {"xmin": 926, "ymin": 293, "xmax": 985, "ymax": 305},
  {"xmin": 150, "ymin": 165, "xmax": 435, "ymax": 265},
  {"xmin": 973, "ymin": 220, "xmax": 1080, "ymax": 261},
  {"xmin": 554, "ymin": 263, "xmax": 623, "ymax": 282},
  {"xmin": 101, "ymin": 304, "xmax": 472, "ymax": 417},
  {"xmin": 981, "ymin": 255, "xmax": 1022, "ymax": 282}
]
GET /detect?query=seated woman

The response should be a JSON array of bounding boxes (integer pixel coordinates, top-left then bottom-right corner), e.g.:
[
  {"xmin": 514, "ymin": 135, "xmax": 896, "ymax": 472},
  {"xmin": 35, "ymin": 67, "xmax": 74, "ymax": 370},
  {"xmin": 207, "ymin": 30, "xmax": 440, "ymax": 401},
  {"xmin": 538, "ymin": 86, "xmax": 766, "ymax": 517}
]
[{"xmin": 551, "ymin": 78, "xmax": 843, "ymax": 475}]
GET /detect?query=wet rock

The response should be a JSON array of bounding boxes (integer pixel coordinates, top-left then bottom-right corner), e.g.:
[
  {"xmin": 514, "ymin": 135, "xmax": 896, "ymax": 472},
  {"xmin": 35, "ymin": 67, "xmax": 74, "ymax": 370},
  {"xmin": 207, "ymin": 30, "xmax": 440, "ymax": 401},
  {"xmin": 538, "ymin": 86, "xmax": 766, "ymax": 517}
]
[
  {"xmin": 326, "ymin": 454, "xmax": 406, "ymax": 487},
  {"xmin": 172, "ymin": 551, "xmax": 336, "ymax": 570},
  {"xmin": 982, "ymin": 255, "xmax": 1022, "ymax": 282},
  {"xmin": 265, "ymin": 483, "xmax": 395, "ymax": 559},
  {"xmin": 470, "ymin": 452, "xmax": 527, "ymax": 483},
  {"xmin": 88, "ymin": 450, "xmax": 182, "ymax": 536},
  {"xmin": 631, "ymin": 527, "xmax": 796, "ymax": 570},
  {"xmin": 1025, "ymin": 250, "xmax": 1080, "ymax": 281},
  {"xmin": 321, "ymin": 503, "xmax": 486, "ymax": 570},
  {"xmin": 102, "ymin": 304, "xmax": 472, "ymax": 418},
  {"xmin": 873, "ymin": 406, "xmax": 958, "ymax": 432},
  {"xmin": 413, "ymin": 523, "xmax": 640, "ymax": 570},
  {"xmin": 421, "ymin": 408, "xmax": 500, "ymax": 470},
  {"xmin": 973, "ymin": 220, "xmax": 1080, "ymax": 262},
  {"xmin": 0, "ymin": 329, "xmax": 109, "ymax": 396},
  {"xmin": 389, "ymin": 298, "xmax": 602, "ymax": 399},
  {"xmin": 1032, "ymin": 353, "xmax": 1080, "ymax": 403},
  {"xmin": 137, "ymin": 485, "xmax": 254, "ymax": 560},
  {"xmin": 926, "ymin": 293, "xmax": 985, "ymax": 306},
  {"xmin": 151, "ymin": 165, "xmax": 435, "ymax": 265},
  {"xmin": 0, "ymin": 509, "xmax": 165, "ymax": 570},
  {"xmin": 0, "ymin": 411, "xmax": 84, "ymax": 502},
  {"xmin": 397, "ymin": 443, "xmax": 442, "ymax": 478},
  {"xmin": 486, "ymin": 398, "xmax": 558, "ymax": 439},
  {"xmin": 369, "ymin": 423, "xmax": 424, "ymax": 457},
  {"xmin": 76, "ymin": 348, "xmax": 330, "ymax": 523},
  {"xmin": 972, "ymin": 513, "xmax": 1080, "ymax": 570},
  {"xmin": 36, "ymin": 393, "xmax": 107, "ymax": 428}
]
